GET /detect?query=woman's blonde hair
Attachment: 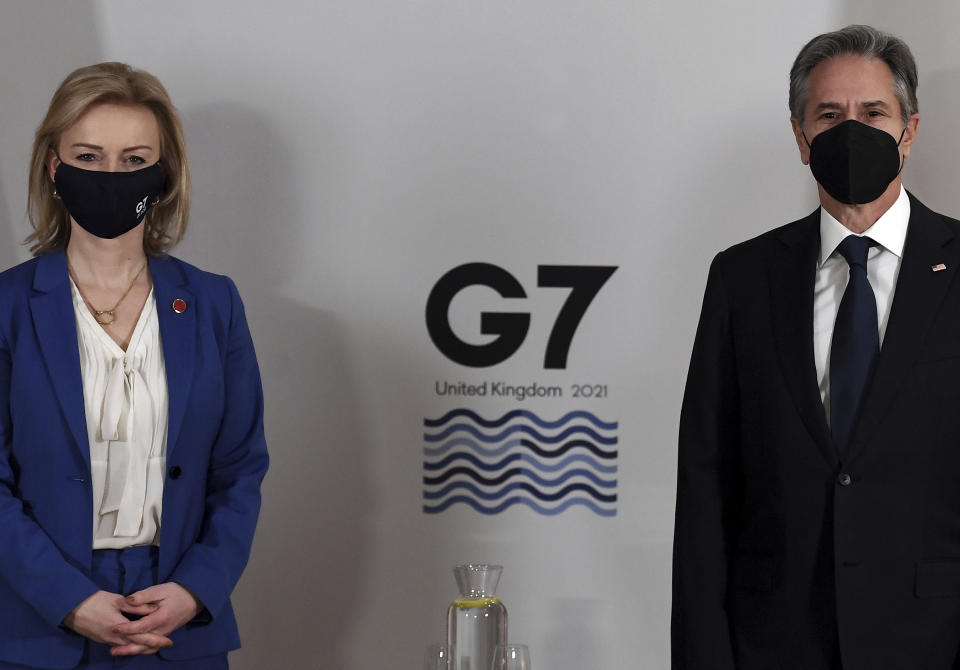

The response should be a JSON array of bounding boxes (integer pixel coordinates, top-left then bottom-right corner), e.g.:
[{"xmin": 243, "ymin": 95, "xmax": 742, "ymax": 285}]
[{"xmin": 27, "ymin": 62, "xmax": 190, "ymax": 256}]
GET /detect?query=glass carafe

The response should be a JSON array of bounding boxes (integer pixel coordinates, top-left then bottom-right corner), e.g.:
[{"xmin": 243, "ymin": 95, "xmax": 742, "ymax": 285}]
[{"xmin": 446, "ymin": 564, "xmax": 508, "ymax": 670}]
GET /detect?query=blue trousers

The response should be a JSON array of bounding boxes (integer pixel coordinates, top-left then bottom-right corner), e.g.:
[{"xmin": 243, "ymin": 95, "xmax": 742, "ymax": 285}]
[{"xmin": 0, "ymin": 546, "xmax": 228, "ymax": 669}]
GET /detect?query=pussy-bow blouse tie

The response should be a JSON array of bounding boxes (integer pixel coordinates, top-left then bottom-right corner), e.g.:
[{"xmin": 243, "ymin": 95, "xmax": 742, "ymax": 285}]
[{"xmin": 98, "ymin": 352, "xmax": 155, "ymax": 537}]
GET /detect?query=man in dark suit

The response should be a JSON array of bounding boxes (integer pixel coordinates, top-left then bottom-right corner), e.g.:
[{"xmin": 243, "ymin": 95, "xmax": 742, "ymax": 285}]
[{"xmin": 672, "ymin": 25, "xmax": 960, "ymax": 670}]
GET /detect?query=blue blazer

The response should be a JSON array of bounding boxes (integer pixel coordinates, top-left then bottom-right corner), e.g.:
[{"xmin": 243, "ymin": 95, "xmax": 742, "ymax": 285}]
[{"xmin": 0, "ymin": 250, "xmax": 268, "ymax": 668}]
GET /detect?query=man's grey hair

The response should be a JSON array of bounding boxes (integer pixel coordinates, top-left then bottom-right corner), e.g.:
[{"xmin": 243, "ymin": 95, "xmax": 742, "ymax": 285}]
[{"xmin": 789, "ymin": 24, "xmax": 918, "ymax": 125}]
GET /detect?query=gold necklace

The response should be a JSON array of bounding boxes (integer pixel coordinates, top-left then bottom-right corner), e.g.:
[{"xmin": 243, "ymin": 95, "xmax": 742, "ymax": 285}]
[{"xmin": 67, "ymin": 258, "xmax": 148, "ymax": 326}]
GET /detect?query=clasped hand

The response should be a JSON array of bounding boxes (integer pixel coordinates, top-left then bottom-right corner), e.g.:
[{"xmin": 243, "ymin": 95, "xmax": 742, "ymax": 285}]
[{"xmin": 64, "ymin": 583, "xmax": 200, "ymax": 656}]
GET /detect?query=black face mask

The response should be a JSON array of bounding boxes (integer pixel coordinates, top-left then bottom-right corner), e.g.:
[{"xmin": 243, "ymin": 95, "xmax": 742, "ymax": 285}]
[
  {"xmin": 804, "ymin": 119, "xmax": 906, "ymax": 205},
  {"xmin": 54, "ymin": 161, "xmax": 165, "ymax": 239}
]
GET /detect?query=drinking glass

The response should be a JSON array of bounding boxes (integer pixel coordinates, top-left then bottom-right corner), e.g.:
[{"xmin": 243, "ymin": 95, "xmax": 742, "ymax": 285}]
[
  {"xmin": 491, "ymin": 644, "xmax": 531, "ymax": 670},
  {"xmin": 425, "ymin": 643, "xmax": 455, "ymax": 670}
]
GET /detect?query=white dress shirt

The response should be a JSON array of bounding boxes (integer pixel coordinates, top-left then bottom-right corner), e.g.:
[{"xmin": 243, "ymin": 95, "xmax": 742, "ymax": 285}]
[
  {"xmin": 71, "ymin": 281, "xmax": 169, "ymax": 549},
  {"xmin": 814, "ymin": 185, "xmax": 910, "ymax": 427}
]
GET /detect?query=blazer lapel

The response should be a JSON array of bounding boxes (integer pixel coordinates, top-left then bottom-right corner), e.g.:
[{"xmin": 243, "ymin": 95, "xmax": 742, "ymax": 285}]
[
  {"xmin": 770, "ymin": 210, "xmax": 836, "ymax": 467},
  {"xmin": 149, "ymin": 256, "xmax": 196, "ymax": 459},
  {"xmin": 29, "ymin": 251, "xmax": 90, "ymax": 471},
  {"xmin": 845, "ymin": 193, "xmax": 960, "ymax": 464}
]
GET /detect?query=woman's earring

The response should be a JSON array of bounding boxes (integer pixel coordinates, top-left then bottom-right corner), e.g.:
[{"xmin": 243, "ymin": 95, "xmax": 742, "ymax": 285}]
[{"xmin": 52, "ymin": 188, "xmax": 61, "ymax": 200}]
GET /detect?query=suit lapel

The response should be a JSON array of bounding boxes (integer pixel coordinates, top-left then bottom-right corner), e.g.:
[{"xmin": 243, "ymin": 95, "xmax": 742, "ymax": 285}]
[
  {"xmin": 770, "ymin": 210, "xmax": 836, "ymax": 467},
  {"xmin": 29, "ymin": 251, "xmax": 90, "ymax": 472},
  {"xmin": 149, "ymin": 256, "xmax": 196, "ymax": 460},
  {"xmin": 845, "ymin": 193, "xmax": 960, "ymax": 464}
]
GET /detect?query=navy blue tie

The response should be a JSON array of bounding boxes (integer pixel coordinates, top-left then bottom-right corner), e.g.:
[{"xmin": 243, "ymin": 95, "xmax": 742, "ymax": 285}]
[{"xmin": 830, "ymin": 235, "xmax": 879, "ymax": 453}]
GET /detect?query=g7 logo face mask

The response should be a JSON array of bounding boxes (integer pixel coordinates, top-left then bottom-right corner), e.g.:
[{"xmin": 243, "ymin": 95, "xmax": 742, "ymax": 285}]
[{"xmin": 54, "ymin": 161, "xmax": 165, "ymax": 239}]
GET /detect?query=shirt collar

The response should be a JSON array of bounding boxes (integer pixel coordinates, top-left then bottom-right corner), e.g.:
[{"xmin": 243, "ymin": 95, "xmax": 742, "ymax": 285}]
[{"xmin": 818, "ymin": 185, "xmax": 910, "ymax": 266}]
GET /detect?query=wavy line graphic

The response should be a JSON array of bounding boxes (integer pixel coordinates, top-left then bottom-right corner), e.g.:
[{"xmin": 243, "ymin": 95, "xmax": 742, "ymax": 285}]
[
  {"xmin": 423, "ymin": 437, "xmax": 617, "ymax": 460},
  {"xmin": 421, "ymin": 410, "xmax": 618, "ymax": 517},
  {"xmin": 424, "ymin": 423, "xmax": 617, "ymax": 445},
  {"xmin": 423, "ymin": 495, "xmax": 616, "ymax": 516},
  {"xmin": 423, "ymin": 437, "xmax": 524, "ymax": 459},
  {"xmin": 423, "ymin": 452, "xmax": 618, "ymax": 474},
  {"xmin": 425, "ymin": 409, "xmax": 618, "ymax": 431},
  {"xmin": 423, "ymin": 480, "xmax": 617, "ymax": 503},
  {"xmin": 423, "ymin": 466, "xmax": 616, "ymax": 488}
]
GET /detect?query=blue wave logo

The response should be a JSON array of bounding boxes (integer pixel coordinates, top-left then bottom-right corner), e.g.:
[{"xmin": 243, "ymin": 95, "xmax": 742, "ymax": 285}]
[{"xmin": 423, "ymin": 409, "xmax": 618, "ymax": 516}]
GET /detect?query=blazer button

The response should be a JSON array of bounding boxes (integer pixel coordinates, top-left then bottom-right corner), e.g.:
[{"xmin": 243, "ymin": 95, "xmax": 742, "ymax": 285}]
[
  {"xmin": 837, "ymin": 473, "xmax": 852, "ymax": 487},
  {"xmin": 169, "ymin": 466, "xmax": 183, "ymax": 480}
]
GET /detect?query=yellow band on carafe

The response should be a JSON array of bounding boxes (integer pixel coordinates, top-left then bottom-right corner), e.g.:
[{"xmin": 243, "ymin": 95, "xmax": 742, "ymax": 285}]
[{"xmin": 452, "ymin": 597, "xmax": 501, "ymax": 609}]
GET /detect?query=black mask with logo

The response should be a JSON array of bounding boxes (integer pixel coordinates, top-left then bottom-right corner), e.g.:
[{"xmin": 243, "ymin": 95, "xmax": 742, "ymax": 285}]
[
  {"xmin": 804, "ymin": 119, "xmax": 906, "ymax": 205},
  {"xmin": 54, "ymin": 161, "xmax": 165, "ymax": 239}
]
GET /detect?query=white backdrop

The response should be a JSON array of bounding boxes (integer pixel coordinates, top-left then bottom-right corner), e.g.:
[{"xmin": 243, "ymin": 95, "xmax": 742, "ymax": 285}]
[{"xmin": 2, "ymin": 1, "xmax": 960, "ymax": 668}]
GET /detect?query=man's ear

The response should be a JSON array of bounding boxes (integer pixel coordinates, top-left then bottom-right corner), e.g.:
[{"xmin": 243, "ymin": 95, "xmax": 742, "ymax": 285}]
[
  {"xmin": 899, "ymin": 113, "xmax": 920, "ymax": 159},
  {"xmin": 791, "ymin": 117, "xmax": 811, "ymax": 166}
]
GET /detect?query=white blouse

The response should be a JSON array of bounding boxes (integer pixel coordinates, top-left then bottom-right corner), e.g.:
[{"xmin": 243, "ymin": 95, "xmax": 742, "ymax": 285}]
[{"xmin": 71, "ymin": 280, "xmax": 169, "ymax": 549}]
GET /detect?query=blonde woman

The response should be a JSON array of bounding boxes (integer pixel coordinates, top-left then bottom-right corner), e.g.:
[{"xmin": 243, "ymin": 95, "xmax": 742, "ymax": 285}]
[{"xmin": 0, "ymin": 62, "xmax": 268, "ymax": 669}]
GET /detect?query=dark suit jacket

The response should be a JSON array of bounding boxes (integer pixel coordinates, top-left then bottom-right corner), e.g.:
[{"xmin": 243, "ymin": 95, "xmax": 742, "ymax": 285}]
[
  {"xmin": 0, "ymin": 251, "xmax": 268, "ymax": 668},
  {"xmin": 673, "ymin": 193, "xmax": 960, "ymax": 670}
]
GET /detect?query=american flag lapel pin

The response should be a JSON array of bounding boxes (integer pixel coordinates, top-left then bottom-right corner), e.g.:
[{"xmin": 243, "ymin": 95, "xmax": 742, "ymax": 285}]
[{"xmin": 932, "ymin": 263, "xmax": 947, "ymax": 272}]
